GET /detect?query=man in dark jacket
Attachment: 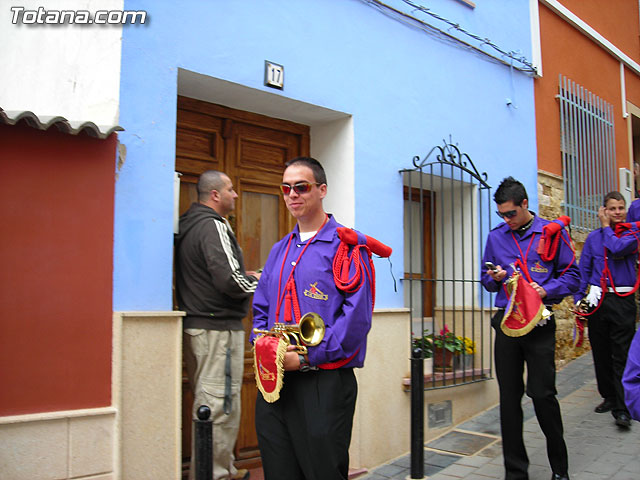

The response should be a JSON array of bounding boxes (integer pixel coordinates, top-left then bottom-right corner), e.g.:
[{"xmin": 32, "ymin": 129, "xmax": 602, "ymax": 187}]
[{"xmin": 175, "ymin": 170, "xmax": 259, "ymax": 480}]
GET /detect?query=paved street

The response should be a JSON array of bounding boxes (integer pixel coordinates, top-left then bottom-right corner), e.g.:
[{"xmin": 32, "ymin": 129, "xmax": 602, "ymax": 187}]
[{"xmin": 358, "ymin": 353, "xmax": 640, "ymax": 480}]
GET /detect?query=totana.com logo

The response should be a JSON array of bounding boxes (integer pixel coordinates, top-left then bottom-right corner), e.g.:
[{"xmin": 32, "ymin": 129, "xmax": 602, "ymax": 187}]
[{"xmin": 10, "ymin": 6, "xmax": 147, "ymax": 25}]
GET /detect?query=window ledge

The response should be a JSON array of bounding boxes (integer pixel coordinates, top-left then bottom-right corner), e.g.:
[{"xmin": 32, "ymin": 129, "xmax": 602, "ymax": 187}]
[{"xmin": 402, "ymin": 367, "xmax": 492, "ymax": 391}]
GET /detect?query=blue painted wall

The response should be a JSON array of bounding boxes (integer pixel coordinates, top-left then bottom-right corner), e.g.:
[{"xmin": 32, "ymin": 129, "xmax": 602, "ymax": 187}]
[{"xmin": 116, "ymin": 0, "xmax": 538, "ymax": 310}]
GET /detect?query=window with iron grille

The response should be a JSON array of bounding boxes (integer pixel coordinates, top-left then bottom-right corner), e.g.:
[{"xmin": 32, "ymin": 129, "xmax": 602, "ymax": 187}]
[
  {"xmin": 401, "ymin": 141, "xmax": 494, "ymax": 390},
  {"xmin": 558, "ymin": 75, "xmax": 616, "ymax": 231}
]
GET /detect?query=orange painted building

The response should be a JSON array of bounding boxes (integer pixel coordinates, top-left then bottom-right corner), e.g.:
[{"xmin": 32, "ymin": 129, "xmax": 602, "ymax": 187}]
[{"xmin": 534, "ymin": 0, "xmax": 640, "ymax": 215}]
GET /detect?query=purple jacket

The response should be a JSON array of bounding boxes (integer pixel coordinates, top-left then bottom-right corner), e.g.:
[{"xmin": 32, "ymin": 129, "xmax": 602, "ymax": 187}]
[
  {"xmin": 627, "ymin": 198, "xmax": 640, "ymax": 223},
  {"xmin": 481, "ymin": 215, "xmax": 580, "ymax": 308},
  {"xmin": 574, "ymin": 226, "xmax": 639, "ymax": 303},
  {"xmin": 623, "ymin": 328, "xmax": 640, "ymax": 420},
  {"xmin": 251, "ymin": 215, "xmax": 373, "ymax": 368}
]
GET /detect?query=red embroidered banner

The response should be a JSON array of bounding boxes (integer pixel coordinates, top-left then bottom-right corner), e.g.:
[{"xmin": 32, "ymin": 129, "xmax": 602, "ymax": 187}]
[
  {"xmin": 502, "ymin": 272, "xmax": 548, "ymax": 337},
  {"xmin": 253, "ymin": 335, "xmax": 287, "ymax": 403}
]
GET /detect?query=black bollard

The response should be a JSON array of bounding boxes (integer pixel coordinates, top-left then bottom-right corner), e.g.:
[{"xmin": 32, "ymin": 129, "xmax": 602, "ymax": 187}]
[
  {"xmin": 194, "ymin": 405, "xmax": 213, "ymax": 480},
  {"xmin": 410, "ymin": 347, "xmax": 424, "ymax": 479}
]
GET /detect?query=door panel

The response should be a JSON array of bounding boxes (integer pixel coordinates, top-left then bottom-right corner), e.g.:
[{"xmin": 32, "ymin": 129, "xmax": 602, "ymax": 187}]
[
  {"xmin": 176, "ymin": 127, "xmax": 221, "ymax": 163},
  {"xmin": 175, "ymin": 96, "xmax": 309, "ymax": 471},
  {"xmin": 233, "ymin": 182, "xmax": 285, "ymax": 467},
  {"xmin": 239, "ymin": 190, "xmax": 280, "ymax": 270},
  {"xmin": 175, "ymin": 110, "xmax": 225, "ymax": 174},
  {"xmin": 233, "ymin": 122, "xmax": 303, "ymax": 174},
  {"xmin": 178, "ymin": 177, "xmax": 198, "ymax": 216}
]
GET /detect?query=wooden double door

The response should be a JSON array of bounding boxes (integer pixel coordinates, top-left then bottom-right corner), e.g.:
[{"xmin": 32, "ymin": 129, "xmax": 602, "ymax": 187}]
[{"xmin": 175, "ymin": 96, "xmax": 310, "ymax": 469}]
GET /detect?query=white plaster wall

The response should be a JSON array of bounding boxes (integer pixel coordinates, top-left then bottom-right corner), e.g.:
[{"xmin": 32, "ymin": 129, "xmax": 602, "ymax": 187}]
[
  {"xmin": 0, "ymin": 0, "xmax": 123, "ymax": 125},
  {"xmin": 350, "ymin": 308, "xmax": 499, "ymax": 470},
  {"xmin": 311, "ymin": 117, "xmax": 355, "ymax": 228}
]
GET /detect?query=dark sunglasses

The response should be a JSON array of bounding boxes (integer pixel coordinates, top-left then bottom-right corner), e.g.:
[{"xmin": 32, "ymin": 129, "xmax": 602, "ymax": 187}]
[
  {"xmin": 496, "ymin": 209, "xmax": 518, "ymax": 219},
  {"xmin": 280, "ymin": 182, "xmax": 321, "ymax": 195}
]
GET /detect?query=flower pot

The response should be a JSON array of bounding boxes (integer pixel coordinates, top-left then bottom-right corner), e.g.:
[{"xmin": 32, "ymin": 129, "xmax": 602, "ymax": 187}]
[
  {"xmin": 464, "ymin": 353, "xmax": 474, "ymax": 370},
  {"xmin": 424, "ymin": 356, "xmax": 433, "ymax": 375},
  {"xmin": 433, "ymin": 347, "xmax": 453, "ymax": 371},
  {"xmin": 454, "ymin": 353, "xmax": 474, "ymax": 370}
]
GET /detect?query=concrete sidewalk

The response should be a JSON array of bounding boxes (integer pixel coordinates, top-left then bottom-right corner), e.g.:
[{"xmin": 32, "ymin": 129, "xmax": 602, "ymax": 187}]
[{"xmin": 358, "ymin": 353, "xmax": 640, "ymax": 480}]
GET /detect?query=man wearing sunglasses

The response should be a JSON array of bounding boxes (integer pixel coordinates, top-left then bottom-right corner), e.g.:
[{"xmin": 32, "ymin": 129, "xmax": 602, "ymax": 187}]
[
  {"xmin": 251, "ymin": 157, "xmax": 373, "ymax": 480},
  {"xmin": 481, "ymin": 177, "xmax": 579, "ymax": 480}
]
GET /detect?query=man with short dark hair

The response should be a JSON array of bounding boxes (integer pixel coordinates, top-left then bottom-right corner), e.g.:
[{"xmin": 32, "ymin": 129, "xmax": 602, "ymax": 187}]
[
  {"xmin": 175, "ymin": 170, "xmax": 259, "ymax": 480},
  {"xmin": 251, "ymin": 156, "xmax": 374, "ymax": 480},
  {"xmin": 575, "ymin": 191, "xmax": 637, "ymax": 428},
  {"xmin": 481, "ymin": 176, "xmax": 579, "ymax": 480}
]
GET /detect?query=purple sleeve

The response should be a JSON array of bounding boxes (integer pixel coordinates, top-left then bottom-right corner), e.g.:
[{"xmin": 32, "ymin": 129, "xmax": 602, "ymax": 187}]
[
  {"xmin": 307, "ymin": 250, "xmax": 373, "ymax": 366},
  {"xmin": 250, "ymin": 268, "xmax": 270, "ymax": 344},
  {"xmin": 481, "ymin": 233, "xmax": 502, "ymax": 293},
  {"xmin": 627, "ymin": 199, "xmax": 640, "ymax": 223},
  {"xmin": 623, "ymin": 328, "xmax": 640, "ymax": 421},
  {"xmin": 602, "ymin": 227, "xmax": 639, "ymax": 256}
]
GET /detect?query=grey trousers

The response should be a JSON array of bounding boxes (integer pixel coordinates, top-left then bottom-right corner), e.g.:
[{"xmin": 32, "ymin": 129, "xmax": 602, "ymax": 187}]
[{"xmin": 184, "ymin": 329, "xmax": 245, "ymax": 480}]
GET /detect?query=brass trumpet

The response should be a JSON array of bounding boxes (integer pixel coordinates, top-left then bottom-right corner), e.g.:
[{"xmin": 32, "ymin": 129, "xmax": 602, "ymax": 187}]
[{"xmin": 253, "ymin": 312, "xmax": 325, "ymax": 354}]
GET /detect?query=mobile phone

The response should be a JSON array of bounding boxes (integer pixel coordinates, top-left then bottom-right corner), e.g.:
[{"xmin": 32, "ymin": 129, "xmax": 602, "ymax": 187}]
[{"xmin": 485, "ymin": 261, "xmax": 497, "ymax": 272}]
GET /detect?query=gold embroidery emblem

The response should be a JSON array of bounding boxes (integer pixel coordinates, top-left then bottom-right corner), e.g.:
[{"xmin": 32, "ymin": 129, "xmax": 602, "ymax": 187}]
[
  {"xmin": 303, "ymin": 282, "xmax": 328, "ymax": 301},
  {"xmin": 258, "ymin": 360, "xmax": 275, "ymax": 381},
  {"xmin": 511, "ymin": 301, "xmax": 525, "ymax": 324},
  {"xmin": 530, "ymin": 261, "xmax": 549, "ymax": 274}
]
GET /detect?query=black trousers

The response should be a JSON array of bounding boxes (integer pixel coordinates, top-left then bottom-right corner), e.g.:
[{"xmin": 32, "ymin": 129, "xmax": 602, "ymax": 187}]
[
  {"xmin": 255, "ymin": 368, "xmax": 357, "ymax": 480},
  {"xmin": 588, "ymin": 292, "xmax": 636, "ymax": 415},
  {"xmin": 492, "ymin": 310, "xmax": 568, "ymax": 480}
]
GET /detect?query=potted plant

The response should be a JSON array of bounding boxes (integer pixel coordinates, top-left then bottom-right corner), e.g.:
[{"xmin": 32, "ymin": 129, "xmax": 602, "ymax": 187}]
[
  {"xmin": 431, "ymin": 325, "xmax": 464, "ymax": 371},
  {"xmin": 412, "ymin": 332, "xmax": 433, "ymax": 373},
  {"xmin": 455, "ymin": 336, "xmax": 476, "ymax": 370},
  {"xmin": 412, "ymin": 334, "xmax": 433, "ymax": 357}
]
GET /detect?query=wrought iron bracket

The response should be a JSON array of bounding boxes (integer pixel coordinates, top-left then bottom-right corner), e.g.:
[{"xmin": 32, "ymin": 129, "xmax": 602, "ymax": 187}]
[{"xmin": 401, "ymin": 137, "xmax": 491, "ymax": 190}]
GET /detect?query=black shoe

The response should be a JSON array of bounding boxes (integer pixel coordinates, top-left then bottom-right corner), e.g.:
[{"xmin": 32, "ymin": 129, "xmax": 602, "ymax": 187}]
[
  {"xmin": 551, "ymin": 474, "xmax": 570, "ymax": 480},
  {"xmin": 594, "ymin": 399, "xmax": 614, "ymax": 413},
  {"xmin": 615, "ymin": 412, "xmax": 631, "ymax": 428}
]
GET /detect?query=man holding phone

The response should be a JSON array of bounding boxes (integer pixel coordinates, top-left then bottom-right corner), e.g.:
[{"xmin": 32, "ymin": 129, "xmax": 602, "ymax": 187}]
[
  {"xmin": 485, "ymin": 261, "xmax": 497, "ymax": 272},
  {"xmin": 481, "ymin": 177, "xmax": 580, "ymax": 480}
]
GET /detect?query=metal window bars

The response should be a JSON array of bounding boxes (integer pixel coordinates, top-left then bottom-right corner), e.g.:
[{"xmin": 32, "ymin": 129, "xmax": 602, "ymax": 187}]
[
  {"xmin": 401, "ymin": 139, "xmax": 494, "ymax": 390},
  {"xmin": 558, "ymin": 75, "xmax": 616, "ymax": 231}
]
